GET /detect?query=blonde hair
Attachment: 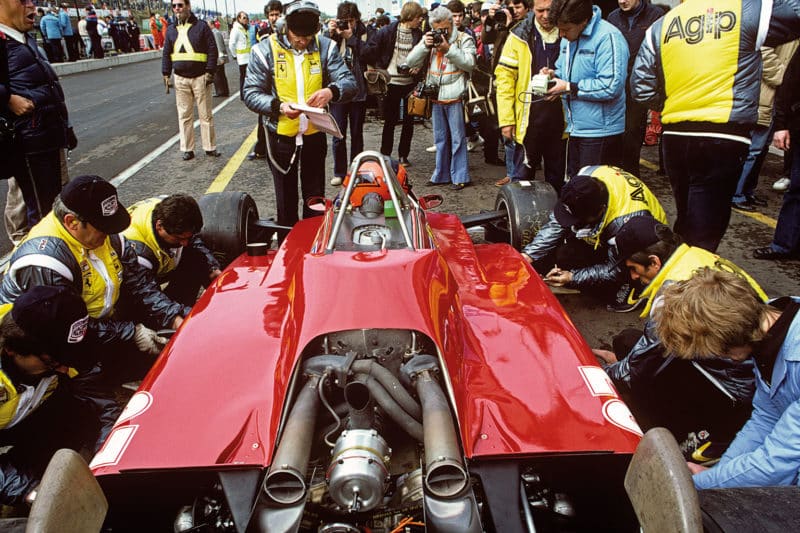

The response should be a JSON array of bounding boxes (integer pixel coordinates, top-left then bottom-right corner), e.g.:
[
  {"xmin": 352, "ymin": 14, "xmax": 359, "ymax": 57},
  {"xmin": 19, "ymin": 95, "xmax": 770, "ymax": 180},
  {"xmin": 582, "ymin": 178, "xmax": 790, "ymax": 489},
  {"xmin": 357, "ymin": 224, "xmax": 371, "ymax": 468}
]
[{"xmin": 655, "ymin": 268, "xmax": 769, "ymax": 359}]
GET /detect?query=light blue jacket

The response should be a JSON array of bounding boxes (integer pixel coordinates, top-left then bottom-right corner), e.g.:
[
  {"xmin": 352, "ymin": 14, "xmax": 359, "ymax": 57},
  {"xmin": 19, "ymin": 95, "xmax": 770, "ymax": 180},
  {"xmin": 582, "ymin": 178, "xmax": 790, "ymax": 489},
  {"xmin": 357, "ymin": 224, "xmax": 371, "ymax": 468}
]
[
  {"xmin": 58, "ymin": 10, "xmax": 74, "ymax": 37},
  {"xmin": 694, "ymin": 298, "xmax": 800, "ymax": 489},
  {"xmin": 40, "ymin": 13, "xmax": 63, "ymax": 40},
  {"xmin": 554, "ymin": 5, "xmax": 628, "ymax": 137}
]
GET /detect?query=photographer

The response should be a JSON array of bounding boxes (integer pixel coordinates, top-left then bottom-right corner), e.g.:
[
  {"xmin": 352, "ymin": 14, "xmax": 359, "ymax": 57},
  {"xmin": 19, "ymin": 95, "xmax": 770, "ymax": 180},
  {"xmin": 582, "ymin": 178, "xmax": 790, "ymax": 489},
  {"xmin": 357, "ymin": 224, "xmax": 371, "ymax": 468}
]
[
  {"xmin": 361, "ymin": 2, "xmax": 425, "ymax": 166},
  {"xmin": 325, "ymin": 2, "xmax": 368, "ymax": 186},
  {"xmin": 407, "ymin": 6, "xmax": 476, "ymax": 190}
]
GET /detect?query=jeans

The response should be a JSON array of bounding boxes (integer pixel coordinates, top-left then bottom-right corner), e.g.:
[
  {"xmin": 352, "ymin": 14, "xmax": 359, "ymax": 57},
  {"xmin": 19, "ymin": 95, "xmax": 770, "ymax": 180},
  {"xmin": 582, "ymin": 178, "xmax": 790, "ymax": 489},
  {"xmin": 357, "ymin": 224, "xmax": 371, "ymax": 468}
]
[
  {"xmin": 430, "ymin": 101, "xmax": 470, "ymax": 185},
  {"xmin": 662, "ymin": 133, "xmax": 748, "ymax": 252},
  {"xmin": 330, "ymin": 100, "xmax": 367, "ymax": 178},
  {"xmin": 566, "ymin": 134, "xmax": 623, "ymax": 178},
  {"xmin": 770, "ymin": 130, "xmax": 800, "ymax": 255},
  {"xmin": 381, "ymin": 83, "xmax": 415, "ymax": 158},
  {"xmin": 503, "ymin": 137, "xmax": 527, "ymax": 180},
  {"xmin": 733, "ymin": 123, "xmax": 773, "ymax": 203}
]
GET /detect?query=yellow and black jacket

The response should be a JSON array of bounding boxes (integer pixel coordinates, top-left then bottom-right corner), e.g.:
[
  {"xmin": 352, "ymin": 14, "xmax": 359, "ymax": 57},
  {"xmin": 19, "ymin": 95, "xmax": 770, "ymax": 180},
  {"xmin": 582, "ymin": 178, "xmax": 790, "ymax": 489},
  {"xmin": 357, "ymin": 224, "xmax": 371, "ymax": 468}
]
[
  {"xmin": 631, "ymin": 0, "xmax": 800, "ymax": 137},
  {"xmin": 523, "ymin": 165, "xmax": 667, "ymax": 289},
  {"xmin": 0, "ymin": 212, "xmax": 189, "ymax": 344},
  {"xmin": 242, "ymin": 32, "xmax": 357, "ymax": 137},
  {"xmin": 123, "ymin": 197, "xmax": 219, "ymax": 281}
]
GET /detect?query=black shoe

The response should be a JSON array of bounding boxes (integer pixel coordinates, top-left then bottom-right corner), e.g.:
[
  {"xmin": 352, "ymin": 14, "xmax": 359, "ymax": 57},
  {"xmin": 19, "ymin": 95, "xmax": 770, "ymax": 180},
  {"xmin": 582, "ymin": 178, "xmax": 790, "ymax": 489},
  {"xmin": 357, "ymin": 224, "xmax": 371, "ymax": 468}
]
[
  {"xmin": 606, "ymin": 283, "xmax": 645, "ymax": 313},
  {"xmin": 399, "ymin": 157, "xmax": 411, "ymax": 166},
  {"xmin": 748, "ymin": 194, "xmax": 768, "ymax": 207},
  {"xmin": 451, "ymin": 182, "xmax": 472, "ymax": 191},
  {"xmin": 428, "ymin": 180, "xmax": 449, "ymax": 187},
  {"xmin": 485, "ymin": 157, "xmax": 505, "ymax": 166},
  {"xmin": 205, "ymin": 150, "xmax": 221, "ymax": 157},
  {"xmin": 182, "ymin": 151, "xmax": 195, "ymax": 161},
  {"xmin": 732, "ymin": 199, "xmax": 755, "ymax": 212},
  {"xmin": 753, "ymin": 246, "xmax": 796, "ymax": 260},
  {"xmin": 247, "ymin": 152, "xmax": 265, "ymax": 160}
]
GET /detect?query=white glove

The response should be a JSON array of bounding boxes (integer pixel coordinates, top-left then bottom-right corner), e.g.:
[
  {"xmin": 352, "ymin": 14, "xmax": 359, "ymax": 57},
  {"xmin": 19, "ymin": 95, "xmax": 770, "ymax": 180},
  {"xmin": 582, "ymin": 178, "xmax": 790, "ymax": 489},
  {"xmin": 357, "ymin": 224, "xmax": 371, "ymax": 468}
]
[{"xmin": 133, "ymin": 324, "xmax": 168, "ymax": 356}]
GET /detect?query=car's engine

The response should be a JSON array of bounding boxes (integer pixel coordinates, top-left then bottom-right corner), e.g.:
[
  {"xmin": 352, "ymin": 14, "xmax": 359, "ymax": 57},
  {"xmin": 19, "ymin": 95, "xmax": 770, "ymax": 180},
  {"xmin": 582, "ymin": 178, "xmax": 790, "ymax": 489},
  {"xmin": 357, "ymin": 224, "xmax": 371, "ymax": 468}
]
[{"xmin": 173, "ymin": 329, "xmax": 481, "ymax": 533}]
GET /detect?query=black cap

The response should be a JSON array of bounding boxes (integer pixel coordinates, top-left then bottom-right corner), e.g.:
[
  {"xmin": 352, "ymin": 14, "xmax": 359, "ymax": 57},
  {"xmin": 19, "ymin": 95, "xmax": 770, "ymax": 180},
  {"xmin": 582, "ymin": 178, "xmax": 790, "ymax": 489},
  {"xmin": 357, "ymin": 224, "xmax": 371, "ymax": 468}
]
[
  {"xmin": 285, "ymin": 0, "xmax": 321, "ymax": 35},
  {"xmin": 614, "ymin": 216, "xmax": 668, "ymax": 266},
  {"xmin": 60, "ymin": 175, "xmax": 131, "ymax": 234},
  {"xmin": 11, "ymin": 286, "xmax": 89, "ymax": 357},
  {"xmin": 553, "ymin": 175, "xmax": 608, "ymax": 227}
]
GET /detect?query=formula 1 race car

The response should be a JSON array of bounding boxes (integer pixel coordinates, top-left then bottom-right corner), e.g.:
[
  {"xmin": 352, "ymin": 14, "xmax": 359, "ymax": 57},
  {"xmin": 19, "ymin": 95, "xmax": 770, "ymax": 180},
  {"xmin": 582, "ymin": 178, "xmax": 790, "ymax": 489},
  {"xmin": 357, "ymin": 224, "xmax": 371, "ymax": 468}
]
[{"xmin": 25, "ymin": 152, "xmax": 796, "ymax": 533}]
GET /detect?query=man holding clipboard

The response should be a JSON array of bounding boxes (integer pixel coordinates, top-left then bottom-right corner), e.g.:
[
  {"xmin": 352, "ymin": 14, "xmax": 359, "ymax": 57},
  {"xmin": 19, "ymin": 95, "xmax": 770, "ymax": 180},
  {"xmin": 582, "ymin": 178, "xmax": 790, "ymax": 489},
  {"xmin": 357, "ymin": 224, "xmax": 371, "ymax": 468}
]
[{"xmin": 243, "ymin": 0, "xmax": 356, "ymax": 226}]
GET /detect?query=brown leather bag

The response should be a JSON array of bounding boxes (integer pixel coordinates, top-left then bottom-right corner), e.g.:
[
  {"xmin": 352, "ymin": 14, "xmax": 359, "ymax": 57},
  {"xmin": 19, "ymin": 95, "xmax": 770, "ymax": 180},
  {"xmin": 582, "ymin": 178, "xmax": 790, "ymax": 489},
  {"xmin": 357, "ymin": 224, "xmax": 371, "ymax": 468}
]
[{"xmin": 406, "ymin": 84, "xmax": 431, "ymax": 118}]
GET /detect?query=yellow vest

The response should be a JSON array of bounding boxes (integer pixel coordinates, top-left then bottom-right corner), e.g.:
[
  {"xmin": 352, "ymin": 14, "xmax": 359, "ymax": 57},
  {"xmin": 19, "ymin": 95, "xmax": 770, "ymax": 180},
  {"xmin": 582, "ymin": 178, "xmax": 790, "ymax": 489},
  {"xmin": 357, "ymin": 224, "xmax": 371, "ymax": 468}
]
[
  {"xmin": 0, "ymin": 370, "xmax": 58, "ymax": 429},
  {"xmin": 6, "ymin": 213, "xmax": 124, "ymax": 320},
  {"xmin": 123, "ymin": 198, "xmax": 180, "ymax": 278},
  {"xmin": 270, "ymin": 34, "xmax": 323, "ymax": 137},
  {"xmin": 583, "ymin": 166, "xmax": 668, "ymax": 249},
  {"xmin": 236, "ymin": 27, "xmax": 251, "ymax": 54},
  {"xmin": 638, "ymin": 243, "xmax": 767, "ymax": 318},
  {"xmin": 659, "ymin": 0, "xmax": 741, "ymax": 124},
  {"xmin": 171, "ymin": 22, "xmax": 208, "ymax": 63}
]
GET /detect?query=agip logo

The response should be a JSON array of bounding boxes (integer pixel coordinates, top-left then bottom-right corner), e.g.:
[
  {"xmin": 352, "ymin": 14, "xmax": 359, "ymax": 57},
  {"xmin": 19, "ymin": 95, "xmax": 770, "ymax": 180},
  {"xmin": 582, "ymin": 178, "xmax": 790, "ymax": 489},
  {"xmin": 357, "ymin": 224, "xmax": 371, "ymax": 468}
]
[{"xmin": 663, "ymin": 8, "xmax": 737, "ymax": 44}]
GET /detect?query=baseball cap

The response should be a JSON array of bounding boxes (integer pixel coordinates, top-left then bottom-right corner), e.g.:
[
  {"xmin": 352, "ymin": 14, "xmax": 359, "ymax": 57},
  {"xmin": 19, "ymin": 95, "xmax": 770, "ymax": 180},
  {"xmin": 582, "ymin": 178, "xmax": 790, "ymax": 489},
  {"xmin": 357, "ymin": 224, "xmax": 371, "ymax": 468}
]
[
  {"xmin": 481, "ymin": 2, "xmax": 493, "ymax": 12},
  {"xmin": 614, "ymin": 216, "xmax": 669, "ymax": 266},
  {"xmin": 553, "ymin": 175, "xmax": 608, "ymax": 228},
  {"xmin": 60, "ymin": 175, "xmax": 131, "ymax": 234},
  {"xmin": 12, "ymin": 286, "xmax": 90, "ymax": 358},
  {"xmin": 285, "ymin": 0, "xmax": 321, "ymax": 35}
]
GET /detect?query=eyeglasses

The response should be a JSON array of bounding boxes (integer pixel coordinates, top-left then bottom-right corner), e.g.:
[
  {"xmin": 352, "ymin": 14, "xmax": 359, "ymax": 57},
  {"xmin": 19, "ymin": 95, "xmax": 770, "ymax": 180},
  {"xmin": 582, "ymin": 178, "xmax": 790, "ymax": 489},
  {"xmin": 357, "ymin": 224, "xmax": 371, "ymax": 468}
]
[{"xmin": 172, "ymin": 3, "xmax": 184, "ymax": 8}]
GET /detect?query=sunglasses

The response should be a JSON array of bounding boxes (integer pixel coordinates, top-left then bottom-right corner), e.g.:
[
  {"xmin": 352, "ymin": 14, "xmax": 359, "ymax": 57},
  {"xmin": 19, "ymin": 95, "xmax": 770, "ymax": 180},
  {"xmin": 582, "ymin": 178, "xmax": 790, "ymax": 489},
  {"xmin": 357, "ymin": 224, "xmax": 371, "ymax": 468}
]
[{"xmin": 172, "ymin": 3, "xmax": 185, "ymax": 7}]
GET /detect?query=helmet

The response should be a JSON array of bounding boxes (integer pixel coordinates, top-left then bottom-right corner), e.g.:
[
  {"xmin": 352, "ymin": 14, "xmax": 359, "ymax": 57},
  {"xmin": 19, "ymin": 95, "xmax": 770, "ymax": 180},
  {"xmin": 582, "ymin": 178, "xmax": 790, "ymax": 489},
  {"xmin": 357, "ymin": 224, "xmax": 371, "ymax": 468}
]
[
  {"xmin": 284, "ymin": 0, "xmax": 321, "ymax": 35},
  {"xmin": 343, "ymin": 159, "xmax": 409, "ymax": 208}
]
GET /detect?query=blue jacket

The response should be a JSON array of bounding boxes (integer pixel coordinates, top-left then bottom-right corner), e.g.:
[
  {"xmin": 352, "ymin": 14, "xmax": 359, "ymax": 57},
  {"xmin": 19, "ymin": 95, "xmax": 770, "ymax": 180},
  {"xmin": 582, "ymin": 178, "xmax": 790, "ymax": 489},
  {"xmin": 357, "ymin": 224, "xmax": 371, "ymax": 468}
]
[
  {"xmin": 58, "ymin": 10, "xmax": 74, "ymax": 37},
  {"xmin": 40, "ymin": 13, "xmax": 63, "ymax": 39},
  {"xmin": 695, "ymin": 299, "xmax": 800, "ymax": 489},
  {"xmin": 554, "ymin": 5, "xmax": 628, "ymax": 137}
]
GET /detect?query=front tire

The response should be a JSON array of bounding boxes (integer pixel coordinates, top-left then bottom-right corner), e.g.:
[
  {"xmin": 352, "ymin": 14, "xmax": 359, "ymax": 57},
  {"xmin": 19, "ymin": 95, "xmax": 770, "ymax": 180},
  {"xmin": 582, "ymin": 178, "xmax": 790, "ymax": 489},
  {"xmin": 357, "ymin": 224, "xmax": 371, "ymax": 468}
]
[
  {"xmin": 199, "ymin": 192, "xmax": 258, "ymax": 268},
  {"xmin": 489, "ymin": 181, "xmax": 557, "ymax": 250}
]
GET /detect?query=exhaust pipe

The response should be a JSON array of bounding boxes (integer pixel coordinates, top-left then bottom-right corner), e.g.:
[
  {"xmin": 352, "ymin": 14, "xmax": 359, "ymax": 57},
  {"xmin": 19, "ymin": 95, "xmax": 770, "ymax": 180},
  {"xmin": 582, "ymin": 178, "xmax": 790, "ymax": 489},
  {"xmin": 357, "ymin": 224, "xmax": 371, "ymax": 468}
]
[
  {"xmin": 263, "ymin": 373, "xmax": 322, "ymax": 505},
  {"xmin": 401, "ymin": 355, "xmax": 469, "ymax": 499}
]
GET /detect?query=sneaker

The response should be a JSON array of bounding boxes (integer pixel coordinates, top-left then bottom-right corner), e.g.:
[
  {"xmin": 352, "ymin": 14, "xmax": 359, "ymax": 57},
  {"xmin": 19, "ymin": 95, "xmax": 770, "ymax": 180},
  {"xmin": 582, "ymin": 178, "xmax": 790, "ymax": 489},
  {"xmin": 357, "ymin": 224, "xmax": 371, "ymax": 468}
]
[
  {"xmin": 680, "ymin": 430, "xmax": 728, "ymax": 464},
  {"xmin": 330, "ymin": 177, "xmax": 343, "ymax": 186},
  {"xmin": 606, "ymin": 283, "xmax": 645, "ymax": 313},
  {"xmin": 773, "ymin": 177, "xmax": 791, "ymax": 191},
  {"xmin": 426, "ymin": 145, "xmax": 437, "ymax": 153},
  {"xmin": 467, "ymin": 134, "xmax": 484, "ymax": 152}
]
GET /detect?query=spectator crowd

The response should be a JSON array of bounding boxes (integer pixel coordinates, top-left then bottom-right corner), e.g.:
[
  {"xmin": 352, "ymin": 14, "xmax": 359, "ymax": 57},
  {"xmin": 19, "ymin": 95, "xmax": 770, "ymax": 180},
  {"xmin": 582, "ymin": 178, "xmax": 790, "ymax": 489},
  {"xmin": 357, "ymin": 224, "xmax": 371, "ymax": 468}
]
[{"xmin": 2, "ymin": 0, "xmax": 800, "ymax": 515}]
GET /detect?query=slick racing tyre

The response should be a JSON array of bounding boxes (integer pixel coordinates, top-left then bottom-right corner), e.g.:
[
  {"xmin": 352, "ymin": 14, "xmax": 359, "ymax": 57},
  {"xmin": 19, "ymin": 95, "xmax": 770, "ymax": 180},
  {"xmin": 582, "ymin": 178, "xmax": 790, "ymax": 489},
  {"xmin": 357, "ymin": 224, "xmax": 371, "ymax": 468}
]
[
  {"xmin": 487, "ymin": 181, "xmax": 557, "ymax": 250},
  {"xmin": 199, "ymin": 192, "xmax": 258, "ymax": 268}
]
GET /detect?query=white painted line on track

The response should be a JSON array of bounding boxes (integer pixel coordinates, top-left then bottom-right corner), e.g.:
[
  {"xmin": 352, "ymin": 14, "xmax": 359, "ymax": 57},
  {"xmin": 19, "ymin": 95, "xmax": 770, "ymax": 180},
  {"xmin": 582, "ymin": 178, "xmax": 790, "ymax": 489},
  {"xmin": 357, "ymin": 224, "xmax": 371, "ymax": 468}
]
[{"xmin": 110, "ymin": 93, "xmax": 240, "ymax": 187}]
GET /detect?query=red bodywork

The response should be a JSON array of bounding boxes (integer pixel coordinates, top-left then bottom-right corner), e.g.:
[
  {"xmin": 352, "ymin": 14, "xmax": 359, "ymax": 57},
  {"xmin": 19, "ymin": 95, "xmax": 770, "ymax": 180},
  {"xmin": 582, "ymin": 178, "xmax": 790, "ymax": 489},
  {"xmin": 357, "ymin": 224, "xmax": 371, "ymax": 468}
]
[{"xmin": 92, "ymin": 211, "xmax": 640, "ymax": 476}]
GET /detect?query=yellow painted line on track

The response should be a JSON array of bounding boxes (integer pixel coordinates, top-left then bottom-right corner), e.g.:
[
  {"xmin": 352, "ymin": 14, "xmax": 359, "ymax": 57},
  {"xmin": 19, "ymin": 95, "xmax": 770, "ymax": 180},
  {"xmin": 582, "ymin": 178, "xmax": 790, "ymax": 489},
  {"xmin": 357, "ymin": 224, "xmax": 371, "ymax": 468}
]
[
  {"xmin": 640, "ymin": 156, "xmax": 778, "ymax": 228},
  {"xmin": 639, "ymin": 158, "xmax": 659, "ymax": 171},
  {"xmin": 205, "ymin": 127, "xmax": 259, "ymax": 193},
  {"xmin": 736, "ymin": 209, "xmax": 777, "ymax": 229}
]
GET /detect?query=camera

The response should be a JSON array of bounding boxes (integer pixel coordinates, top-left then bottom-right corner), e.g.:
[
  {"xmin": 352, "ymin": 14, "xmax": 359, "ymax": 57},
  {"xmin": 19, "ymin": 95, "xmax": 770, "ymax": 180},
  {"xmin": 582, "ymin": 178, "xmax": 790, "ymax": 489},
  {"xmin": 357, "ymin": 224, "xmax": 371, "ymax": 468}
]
[
  {"xmin": 336, "ymin": 19, "xmax": 349, "ymax": 30},
  {"xmin": 431, "ymin": 28, "xmax": 447, "ymax": 46},
  {"xmin": 490, "ymin": 10, "xmax": 508, "ymax": 30},
  {"xmin": 397, "ymin": 63, "xmax": 411, "ymax": 75},
  {"xmin": 421, "ymin": 84, "xmax": 439, "ymax": 98},
  {"xmin": 529, "ymin": 73, "xmax": 555, "ymax": 96}
]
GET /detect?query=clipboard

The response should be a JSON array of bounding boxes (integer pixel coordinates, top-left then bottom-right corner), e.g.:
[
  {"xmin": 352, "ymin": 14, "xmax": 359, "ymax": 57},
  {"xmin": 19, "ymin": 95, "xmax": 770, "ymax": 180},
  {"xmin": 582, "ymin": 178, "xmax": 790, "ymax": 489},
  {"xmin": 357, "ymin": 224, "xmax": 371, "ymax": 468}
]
[{"xmin": 289, "ymin": 103, "xmax": 344, "ymax": 139}]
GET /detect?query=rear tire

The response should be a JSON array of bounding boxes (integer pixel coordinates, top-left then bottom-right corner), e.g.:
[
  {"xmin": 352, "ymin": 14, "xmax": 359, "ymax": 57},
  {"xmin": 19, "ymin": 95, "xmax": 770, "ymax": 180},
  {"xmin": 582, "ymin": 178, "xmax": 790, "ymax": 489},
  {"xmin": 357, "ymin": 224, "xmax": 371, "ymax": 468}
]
[
  {"xmin": 199, "ymin": 192, "xmax": 258, "ymax": 268},
  {"xmin": 489, "ymin": 181, "xmax": 558, "ymax": 250}
]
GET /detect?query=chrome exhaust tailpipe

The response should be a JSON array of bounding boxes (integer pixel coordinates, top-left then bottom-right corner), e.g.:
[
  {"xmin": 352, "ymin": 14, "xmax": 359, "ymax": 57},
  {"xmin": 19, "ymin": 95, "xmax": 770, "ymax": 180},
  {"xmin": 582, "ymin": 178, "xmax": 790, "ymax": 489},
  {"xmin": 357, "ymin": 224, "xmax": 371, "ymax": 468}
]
[{"xmin": 401, "ymin": 355, "xmax": 482, "ymax": 533}]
